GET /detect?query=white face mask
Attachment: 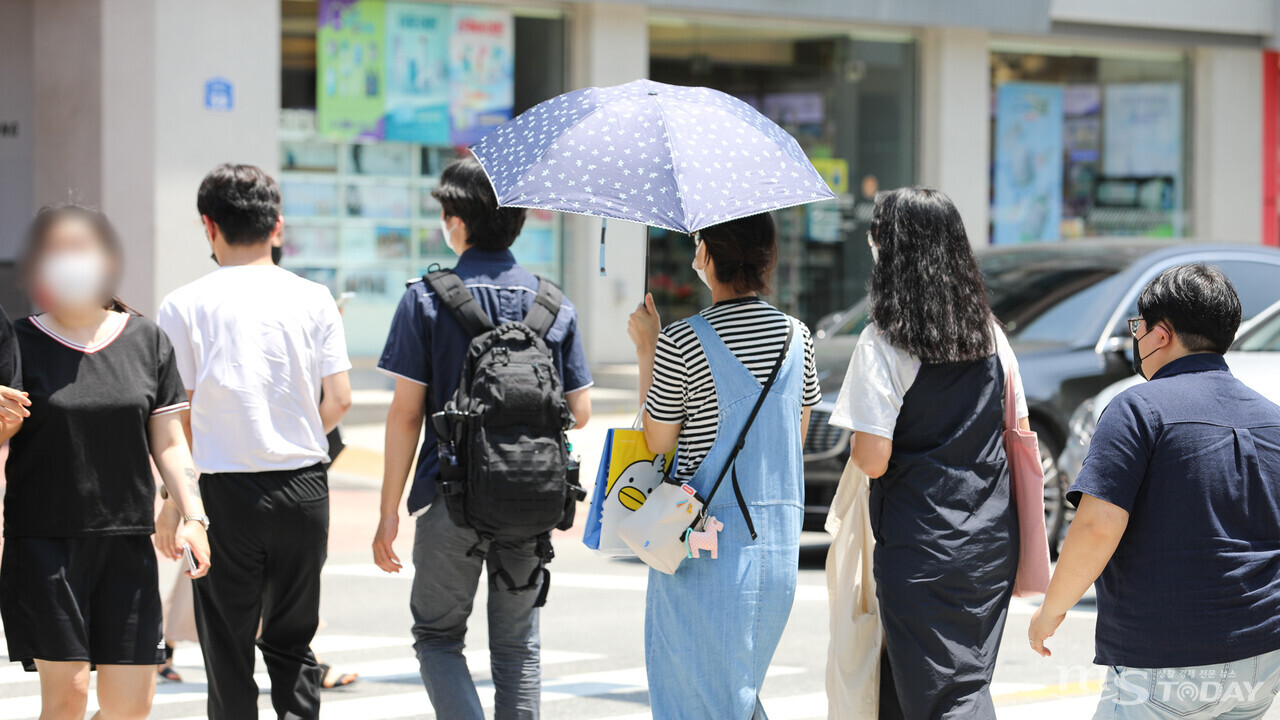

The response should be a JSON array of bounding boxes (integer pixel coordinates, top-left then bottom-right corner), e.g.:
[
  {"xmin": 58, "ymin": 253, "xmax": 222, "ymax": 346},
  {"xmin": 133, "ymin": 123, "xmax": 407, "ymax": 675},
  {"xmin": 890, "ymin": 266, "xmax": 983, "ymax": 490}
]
[
  {"xmin": 440, "ymin": 217, "xmax": 460, "ymax": 256},
  {"xmin": 692, "ymin": 234, "xmax": 710, "ymax": 289},
  {"xmin": 39, "ymin": 250, "xmax": 108, "ymax": 308}
]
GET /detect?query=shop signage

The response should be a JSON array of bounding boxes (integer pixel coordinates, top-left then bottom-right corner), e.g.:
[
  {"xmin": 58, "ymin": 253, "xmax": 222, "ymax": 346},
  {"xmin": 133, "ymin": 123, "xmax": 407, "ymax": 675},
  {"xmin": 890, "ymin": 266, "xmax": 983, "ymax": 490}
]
[
  {"xmin": 810, "ymin": 158, "xmax": 849, "ymax": 196},
  {"xmin": 204, "ymin": 78, "xmax": 234, "ymax": 112},
  {"xmin": 317, "ymin": 0, "xmax": 513, "ymax": 145}
]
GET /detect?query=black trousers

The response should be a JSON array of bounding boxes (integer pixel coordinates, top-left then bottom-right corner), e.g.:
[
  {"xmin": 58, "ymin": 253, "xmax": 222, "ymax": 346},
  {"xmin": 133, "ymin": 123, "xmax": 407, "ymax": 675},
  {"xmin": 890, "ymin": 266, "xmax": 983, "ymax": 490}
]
[{"xmin": 193, "ymin": 464, "xmax": 329, "ymax": 720}]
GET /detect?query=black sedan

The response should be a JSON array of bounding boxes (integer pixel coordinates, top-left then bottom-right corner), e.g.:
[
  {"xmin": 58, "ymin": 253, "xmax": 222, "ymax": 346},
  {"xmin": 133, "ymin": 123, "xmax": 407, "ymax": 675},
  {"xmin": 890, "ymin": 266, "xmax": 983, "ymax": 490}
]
[{"xmin": 802, "ymin": 241, "xmax": 1280, "ymax": 555}]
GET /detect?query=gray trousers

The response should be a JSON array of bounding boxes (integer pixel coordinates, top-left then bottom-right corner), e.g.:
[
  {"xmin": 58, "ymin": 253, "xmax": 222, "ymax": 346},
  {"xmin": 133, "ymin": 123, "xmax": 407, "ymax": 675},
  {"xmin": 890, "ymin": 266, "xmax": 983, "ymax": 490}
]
[{"xmin": 411, "ymin": 500, "xmax": 543, "ymax": 720}]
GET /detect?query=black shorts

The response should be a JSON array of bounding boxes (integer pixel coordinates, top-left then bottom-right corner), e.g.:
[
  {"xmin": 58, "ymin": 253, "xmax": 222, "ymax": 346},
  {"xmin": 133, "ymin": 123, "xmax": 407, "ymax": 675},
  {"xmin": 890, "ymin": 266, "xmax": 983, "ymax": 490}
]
[{"xmin": 0, "ymin": 535, "xmax": 165, "ymax": 669}]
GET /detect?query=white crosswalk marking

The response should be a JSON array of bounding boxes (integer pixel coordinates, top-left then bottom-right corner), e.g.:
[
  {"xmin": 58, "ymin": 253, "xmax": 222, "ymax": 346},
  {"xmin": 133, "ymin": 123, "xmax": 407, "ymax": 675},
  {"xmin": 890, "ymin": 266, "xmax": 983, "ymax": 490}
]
[
  {"xmin": 162, "ymin": 665, "xmax": 806, "ymax": 720},
  {"xmin": 323, "ymin": 564, "xmax": 832, "ymax": 601},
  {"xmin": 0, "ymin": 612, "xmax": 1112, "ymax": 720}
]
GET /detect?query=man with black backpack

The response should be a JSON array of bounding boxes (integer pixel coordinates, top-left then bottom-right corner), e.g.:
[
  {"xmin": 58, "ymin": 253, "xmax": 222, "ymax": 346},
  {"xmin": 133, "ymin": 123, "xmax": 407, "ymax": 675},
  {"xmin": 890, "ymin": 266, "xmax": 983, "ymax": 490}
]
[{"xmin": 373, "ymin": 156, "xmax": 592, "ymax": 719}]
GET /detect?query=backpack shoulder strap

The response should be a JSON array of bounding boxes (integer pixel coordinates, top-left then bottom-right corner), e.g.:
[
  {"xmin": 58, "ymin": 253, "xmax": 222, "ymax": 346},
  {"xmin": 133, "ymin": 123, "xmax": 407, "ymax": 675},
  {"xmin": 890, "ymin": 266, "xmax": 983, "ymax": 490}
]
[
  {"xmin": 425, "ymin": 270, "xmax": 494, "ymax": 338},
  {"xmin": 523, "ymin": 276, "xmax": 563, "ymax": 339}
]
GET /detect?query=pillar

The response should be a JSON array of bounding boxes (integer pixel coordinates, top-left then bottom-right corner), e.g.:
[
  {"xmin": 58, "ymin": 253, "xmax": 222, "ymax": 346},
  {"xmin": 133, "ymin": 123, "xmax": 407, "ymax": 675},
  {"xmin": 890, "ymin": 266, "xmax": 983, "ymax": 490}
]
[
  {"xmin": 919, "ymin": 27, "xmax": 991, "ymax": 246},
  {"xmin": 0, "ymin": 0, "xmax": 35, "ymax": 311},
  {"xmin": 566, "ymin": 2, "xmax": 649, "ymax": 365},
  {"xmin": 1193, "ymin": 47, "xmax": 1264, "ymax": 244},
  {"xmin": 20, "ymin": 0, "xmax": 279, "ymax": 314}
]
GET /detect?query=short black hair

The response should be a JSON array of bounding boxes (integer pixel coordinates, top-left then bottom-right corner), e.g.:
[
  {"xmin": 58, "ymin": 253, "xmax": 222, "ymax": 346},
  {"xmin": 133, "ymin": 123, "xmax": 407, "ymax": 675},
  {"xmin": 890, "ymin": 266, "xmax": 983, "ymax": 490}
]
[
  {"xmin": 197, "ymin": 164, "xmax": 282, "ymax": 246},
  {"xmin": 431, "ymin": 156, "xmax": 526, "ymax": 252},
  {"xmin": 1137, "ymin": 264, "xmax": 1242, "ymax": 354},
  {"xmin": 698, "ymin": 212, "xmax": 778, "ymax": 296}
]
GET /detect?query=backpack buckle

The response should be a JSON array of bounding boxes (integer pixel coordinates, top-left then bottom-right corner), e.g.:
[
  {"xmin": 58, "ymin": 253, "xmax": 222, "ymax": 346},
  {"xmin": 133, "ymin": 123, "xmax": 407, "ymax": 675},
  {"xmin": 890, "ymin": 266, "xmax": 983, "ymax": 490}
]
[{"xmin": 492, "ymin": 346, "xmax": 510, "ymax": 364}]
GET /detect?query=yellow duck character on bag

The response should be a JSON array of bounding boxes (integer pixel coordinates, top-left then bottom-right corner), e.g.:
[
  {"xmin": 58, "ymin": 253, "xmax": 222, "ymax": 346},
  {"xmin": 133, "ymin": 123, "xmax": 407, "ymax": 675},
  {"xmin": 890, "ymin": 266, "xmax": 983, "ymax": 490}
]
[{"xmin": 608, "ymin": 454, "xmax": 669, "ymax": 511}]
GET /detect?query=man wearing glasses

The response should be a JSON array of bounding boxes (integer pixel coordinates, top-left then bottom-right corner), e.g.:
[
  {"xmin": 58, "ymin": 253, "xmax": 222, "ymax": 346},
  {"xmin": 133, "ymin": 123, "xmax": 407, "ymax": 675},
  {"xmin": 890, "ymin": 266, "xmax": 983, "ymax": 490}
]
[{"xmin": 1028, "ymin": 264, "xmax": 1280, "ymax": 720}]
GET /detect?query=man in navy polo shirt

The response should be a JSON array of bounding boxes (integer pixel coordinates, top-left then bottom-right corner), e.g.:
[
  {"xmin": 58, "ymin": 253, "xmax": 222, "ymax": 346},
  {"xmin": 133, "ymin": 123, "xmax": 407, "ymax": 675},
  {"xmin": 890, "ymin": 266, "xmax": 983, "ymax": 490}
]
[
  {"xmin": 371, "ymin": 156, "xmax": 592, "ymax": 719},
  {"xmin": 1029, "ymin": 264, "xmax": 1280, "ymax": 719}
]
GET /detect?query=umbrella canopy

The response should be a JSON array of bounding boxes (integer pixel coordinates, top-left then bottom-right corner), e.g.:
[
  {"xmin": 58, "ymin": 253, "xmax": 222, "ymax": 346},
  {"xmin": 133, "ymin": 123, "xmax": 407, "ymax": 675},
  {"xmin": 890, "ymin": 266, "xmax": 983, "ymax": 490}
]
[{"xmin": 470, "ymin": 79, "xmax": 835, "ymax": 235}]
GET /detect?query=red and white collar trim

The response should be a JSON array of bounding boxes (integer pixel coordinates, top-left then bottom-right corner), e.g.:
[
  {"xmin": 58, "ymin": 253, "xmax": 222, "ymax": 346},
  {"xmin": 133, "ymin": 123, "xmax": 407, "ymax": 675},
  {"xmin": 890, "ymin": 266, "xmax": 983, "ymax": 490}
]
[{"xmin": 30, "ymin": 313, "xmax": 130, "ymax": 354}]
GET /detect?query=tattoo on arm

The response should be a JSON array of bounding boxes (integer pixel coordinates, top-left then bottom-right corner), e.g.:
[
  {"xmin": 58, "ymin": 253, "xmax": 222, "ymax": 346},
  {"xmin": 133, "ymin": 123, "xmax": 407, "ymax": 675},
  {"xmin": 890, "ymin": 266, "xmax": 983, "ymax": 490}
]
[{"xmin": 184, "ymin": 467, "xmax": 201, "ymax": 498}]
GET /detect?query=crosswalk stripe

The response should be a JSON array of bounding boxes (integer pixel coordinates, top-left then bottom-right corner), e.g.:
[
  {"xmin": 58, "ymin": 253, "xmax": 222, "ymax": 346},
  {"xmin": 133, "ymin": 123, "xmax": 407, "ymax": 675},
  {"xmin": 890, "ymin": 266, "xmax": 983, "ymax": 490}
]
[
  {"xmin": 580, "ymin": 691, "xmax": 830, "ymax": 720},
  {"xmin": 323, "ymin": 565, "xmax": 831, "ymax": 601},
  {"xmin": 0, "ymin": 648, "xmax": 604, "ymax": 718},
  {"xmin": 0, "ymin": 635, "xmax": 415, "ymax": 687},
  {"xmin": 997, "ymin": 695, "xmax": 1100, "ymax": 718},
  {"xmin": 162, "ymin": 665, "xmax": 807, "ymax": 720}
]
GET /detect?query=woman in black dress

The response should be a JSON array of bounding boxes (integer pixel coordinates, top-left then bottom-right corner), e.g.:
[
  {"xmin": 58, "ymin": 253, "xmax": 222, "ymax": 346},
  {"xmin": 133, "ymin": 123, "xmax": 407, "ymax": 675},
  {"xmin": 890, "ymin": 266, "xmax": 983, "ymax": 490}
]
[
  {"xmin": 829, "ymin": 188, "xmax": 1028, "ymax": 719},
  {"xmin": 0, "ymin": 205, "xmax": 212, "ymax": 720}
]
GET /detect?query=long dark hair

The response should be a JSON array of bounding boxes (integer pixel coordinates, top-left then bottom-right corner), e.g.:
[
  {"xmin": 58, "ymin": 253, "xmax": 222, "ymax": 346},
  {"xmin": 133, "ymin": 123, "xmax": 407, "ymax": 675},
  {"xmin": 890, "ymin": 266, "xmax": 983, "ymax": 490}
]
[
  {"xmin": 868, "ymin": 187, "xmax": 993, "ymax": 363},
  {"xmin": 22, "ymin": 203, "xmax": 136, "ymax": 314}
]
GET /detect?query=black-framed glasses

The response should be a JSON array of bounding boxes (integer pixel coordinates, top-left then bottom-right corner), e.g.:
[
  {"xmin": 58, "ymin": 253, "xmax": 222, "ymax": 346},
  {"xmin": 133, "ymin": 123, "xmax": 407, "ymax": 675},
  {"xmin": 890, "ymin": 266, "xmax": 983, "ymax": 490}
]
[{"xmin": 1127, "ymin": 317, "xmax": 1144, "ymax": 338}]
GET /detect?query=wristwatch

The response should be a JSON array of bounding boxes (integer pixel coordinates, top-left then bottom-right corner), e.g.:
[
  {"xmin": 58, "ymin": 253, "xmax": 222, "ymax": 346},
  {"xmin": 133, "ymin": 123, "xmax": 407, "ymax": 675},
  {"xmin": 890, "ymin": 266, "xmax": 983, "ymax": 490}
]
[{"xmin": 183, "ymin": 514, "xmax": 212, "ymax": 531}]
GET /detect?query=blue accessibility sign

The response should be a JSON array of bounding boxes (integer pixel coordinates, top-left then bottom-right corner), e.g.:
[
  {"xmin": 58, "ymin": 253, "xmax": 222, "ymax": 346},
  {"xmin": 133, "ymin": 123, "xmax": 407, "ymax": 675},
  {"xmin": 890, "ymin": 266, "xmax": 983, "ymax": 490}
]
[{"xmin": 204, "ymin": 77, "xmax": 234, "ymax": 112}]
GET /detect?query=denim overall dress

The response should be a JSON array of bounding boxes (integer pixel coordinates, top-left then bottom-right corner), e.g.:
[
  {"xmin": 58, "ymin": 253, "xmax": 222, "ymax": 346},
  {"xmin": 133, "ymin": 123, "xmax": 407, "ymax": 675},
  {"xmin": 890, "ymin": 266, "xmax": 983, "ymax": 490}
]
[{"xmin": 644, "ymin": 313, "xmax": 805, "ymax": 720}]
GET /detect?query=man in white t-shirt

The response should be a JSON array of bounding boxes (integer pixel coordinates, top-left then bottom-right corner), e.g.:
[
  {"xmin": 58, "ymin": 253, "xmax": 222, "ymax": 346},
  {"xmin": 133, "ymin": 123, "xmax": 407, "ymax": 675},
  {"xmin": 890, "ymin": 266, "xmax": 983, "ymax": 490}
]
[{"xmin": 157, "ymin": 164, "xmax": 352, "ymax": 720}]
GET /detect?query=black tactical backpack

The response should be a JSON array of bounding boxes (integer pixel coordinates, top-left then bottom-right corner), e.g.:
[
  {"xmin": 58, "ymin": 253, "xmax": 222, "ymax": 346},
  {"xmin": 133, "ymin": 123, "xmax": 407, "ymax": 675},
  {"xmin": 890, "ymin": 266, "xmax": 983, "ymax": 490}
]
[{"xmin": 426, "ymin": 269, "xmax": 583, "ymax": 607}]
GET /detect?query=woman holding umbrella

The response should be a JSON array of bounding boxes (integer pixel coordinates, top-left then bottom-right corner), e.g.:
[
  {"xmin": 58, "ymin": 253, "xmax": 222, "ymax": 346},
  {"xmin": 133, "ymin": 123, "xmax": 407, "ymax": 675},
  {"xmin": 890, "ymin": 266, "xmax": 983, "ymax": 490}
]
[{"xmin": 627, "ymin": 212, "xmax": 822, "ymax": 719}]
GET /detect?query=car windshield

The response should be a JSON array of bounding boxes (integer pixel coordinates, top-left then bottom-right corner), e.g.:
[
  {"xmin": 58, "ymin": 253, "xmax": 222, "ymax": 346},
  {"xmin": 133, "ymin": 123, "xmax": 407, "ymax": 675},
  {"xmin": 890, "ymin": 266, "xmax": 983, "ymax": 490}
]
[
  {"xmin": 1236, "ymin": 305, "xmax": 1280, "ymax": 352},
  {"xmin": 834, "ymin": 253, "xmax": 1124, "ymax": 343},
  {"xmin": 984, "ymin": 260, "xmax": 1122, "ymax": 342}
]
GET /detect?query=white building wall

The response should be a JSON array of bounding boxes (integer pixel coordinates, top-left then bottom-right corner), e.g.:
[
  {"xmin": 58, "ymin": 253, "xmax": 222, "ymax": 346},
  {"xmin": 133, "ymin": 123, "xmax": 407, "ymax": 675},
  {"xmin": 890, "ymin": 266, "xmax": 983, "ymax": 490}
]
[
  {"xmin": 151, "ymin": 0, "xmax": 281, "ymax": 313},
  {"xmin": 102, "ymin": 0, "xmax": 157, "ymax": 311},
  {"xmin": 1192, "ymin": 47, "xmax": 1264, "ymax": 244},
  {"xmin": 920, "ymin": 26, "xmax": 991, "ymax": 246},
  {"xmin": 12, "ymin": 0, "xmax": 279, "ymax": 314},
  {"xmin": 567, "ymin": 2, "xmax": 650, "ymax": 365}
]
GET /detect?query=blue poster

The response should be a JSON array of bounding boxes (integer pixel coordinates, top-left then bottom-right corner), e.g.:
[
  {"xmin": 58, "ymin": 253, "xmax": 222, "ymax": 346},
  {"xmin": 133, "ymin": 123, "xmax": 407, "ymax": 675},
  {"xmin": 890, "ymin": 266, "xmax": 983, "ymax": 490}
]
[
  {"xmin": 384, "ymin": 2, "xmax": 450, "ymax": 144},
  {"xmin": 993, "ymin": 83, "xmax": 1063, "ymax": 245}
]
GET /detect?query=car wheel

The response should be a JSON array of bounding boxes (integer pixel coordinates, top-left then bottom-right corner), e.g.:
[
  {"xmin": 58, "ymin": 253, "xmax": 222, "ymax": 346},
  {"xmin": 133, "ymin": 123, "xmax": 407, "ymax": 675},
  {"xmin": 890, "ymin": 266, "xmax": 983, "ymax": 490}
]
[{"xmin": 1031, "ymin": 422, "xmax": 1068, "ymax": 561}]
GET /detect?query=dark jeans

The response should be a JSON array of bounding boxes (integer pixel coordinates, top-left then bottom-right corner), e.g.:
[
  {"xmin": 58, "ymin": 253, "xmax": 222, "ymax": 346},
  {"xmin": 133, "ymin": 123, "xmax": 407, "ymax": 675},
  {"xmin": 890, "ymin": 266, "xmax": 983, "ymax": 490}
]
[
  {"xmin": 193, "ymin": 464, "xmax": 329, "ymax": 720},
  {"xmin": 411, "ymin": 500, "xmax": 543, "ymax": 720}
]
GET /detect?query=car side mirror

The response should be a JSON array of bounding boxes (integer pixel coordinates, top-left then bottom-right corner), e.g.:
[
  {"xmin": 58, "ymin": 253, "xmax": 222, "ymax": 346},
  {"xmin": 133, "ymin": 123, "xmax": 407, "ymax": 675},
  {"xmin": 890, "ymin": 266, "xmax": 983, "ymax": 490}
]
[{"xmin": 1101, "ymin": 335, "xmax": 1127, "ymax": 355}]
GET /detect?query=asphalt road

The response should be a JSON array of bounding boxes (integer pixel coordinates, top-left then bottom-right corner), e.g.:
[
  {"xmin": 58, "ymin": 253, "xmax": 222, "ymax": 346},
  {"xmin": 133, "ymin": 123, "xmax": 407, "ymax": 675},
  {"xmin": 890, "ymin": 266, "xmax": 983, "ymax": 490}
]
[{"xmin": 0, "ymin": 417, "xmax": 1273, "ymax": 718}]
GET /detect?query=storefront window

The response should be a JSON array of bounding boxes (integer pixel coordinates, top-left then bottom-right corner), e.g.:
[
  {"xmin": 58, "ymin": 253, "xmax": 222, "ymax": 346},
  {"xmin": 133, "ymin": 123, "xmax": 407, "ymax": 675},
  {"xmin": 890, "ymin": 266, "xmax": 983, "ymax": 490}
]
[
  {"xmin": 280, "ymin": 3, "xmax": 566, "ymax": 356},
  {"xmin": 990, "ymin": 49, "xmax": 1191, "ymax": 243},
  {"xmin": 648, "ymin": 21, "xmax": 917, "ymax": 326}
]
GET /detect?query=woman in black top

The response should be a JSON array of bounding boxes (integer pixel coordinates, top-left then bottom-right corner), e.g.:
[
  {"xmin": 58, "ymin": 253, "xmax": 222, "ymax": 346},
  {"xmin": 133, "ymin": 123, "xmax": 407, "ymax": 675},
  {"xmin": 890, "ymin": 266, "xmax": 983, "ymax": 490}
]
[{"xmin": 0, "ymin": 204, "xmax": 212, "ymax": 720}]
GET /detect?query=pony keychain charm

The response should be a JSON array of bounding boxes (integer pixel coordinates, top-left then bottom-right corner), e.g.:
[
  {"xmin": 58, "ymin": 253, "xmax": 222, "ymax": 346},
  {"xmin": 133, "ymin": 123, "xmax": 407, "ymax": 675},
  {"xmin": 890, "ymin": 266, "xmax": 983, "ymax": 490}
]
[{"xmin": 685, "ymin": 516, "xmax": 724, "ymax": 559}]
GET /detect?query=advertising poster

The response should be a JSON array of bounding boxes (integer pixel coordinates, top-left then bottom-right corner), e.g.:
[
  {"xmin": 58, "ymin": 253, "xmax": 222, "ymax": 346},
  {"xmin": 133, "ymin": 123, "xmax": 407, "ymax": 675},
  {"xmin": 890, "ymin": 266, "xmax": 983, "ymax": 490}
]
[
  {"xmin": 317, "ymin": 0, "xmax": 387, "ymax": 139},
  {"xmin": 1103, "ymin": 83, "xmax": 1182, "ymax": 178},
  {"xmin": 993, "ymin": 83, "xmax": 1064, "ymax": 245},
  {"xmin": 448, "ymin": 7, "xmax": 515, "ymax": 146},
  {"xmin": 384, "ymin": 2, "xmax": 451, "ymax": 144}
]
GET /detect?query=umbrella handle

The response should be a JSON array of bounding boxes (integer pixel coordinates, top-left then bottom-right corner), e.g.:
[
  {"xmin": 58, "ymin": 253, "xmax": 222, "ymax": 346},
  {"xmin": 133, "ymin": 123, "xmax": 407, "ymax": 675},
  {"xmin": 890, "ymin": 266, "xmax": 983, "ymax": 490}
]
[{"xmin": 598, "ymin": 218, "xmax": 607, "ymax": 276}]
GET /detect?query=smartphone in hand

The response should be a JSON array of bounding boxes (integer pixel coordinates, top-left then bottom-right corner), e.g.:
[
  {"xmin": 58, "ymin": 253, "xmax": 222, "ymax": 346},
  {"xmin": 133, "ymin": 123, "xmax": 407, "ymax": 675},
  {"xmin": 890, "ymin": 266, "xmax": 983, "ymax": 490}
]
[{"xmin": 182, "ymin": 544, "xmax": 198, "ymax": 575}]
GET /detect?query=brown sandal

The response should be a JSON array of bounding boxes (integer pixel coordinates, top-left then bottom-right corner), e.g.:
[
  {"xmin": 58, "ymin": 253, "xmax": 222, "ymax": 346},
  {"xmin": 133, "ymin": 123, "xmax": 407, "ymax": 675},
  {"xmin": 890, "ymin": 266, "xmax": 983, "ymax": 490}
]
[
  {"xmin": 319, "ymin": 663, "xmax": 358, "ymax": 689},
  {"xmin": 158, "ymin": 645, "xmax": 182, "ymax": 683}
]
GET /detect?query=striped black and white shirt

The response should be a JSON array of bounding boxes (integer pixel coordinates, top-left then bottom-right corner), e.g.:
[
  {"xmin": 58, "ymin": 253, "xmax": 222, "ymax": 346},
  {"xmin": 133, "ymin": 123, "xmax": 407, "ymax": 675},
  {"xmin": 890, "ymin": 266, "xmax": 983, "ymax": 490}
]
[{"xmin": 645, "ymin": 298, "xmax": 822, "ymax": 481}]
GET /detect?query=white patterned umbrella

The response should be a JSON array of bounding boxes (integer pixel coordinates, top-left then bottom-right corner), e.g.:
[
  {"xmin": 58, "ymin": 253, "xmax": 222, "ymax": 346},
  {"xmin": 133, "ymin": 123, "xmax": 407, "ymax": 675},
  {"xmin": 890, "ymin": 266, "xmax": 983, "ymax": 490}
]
[{"xmin": 470, "ymin": 79, "xmax": 836, "ymax": 235}]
